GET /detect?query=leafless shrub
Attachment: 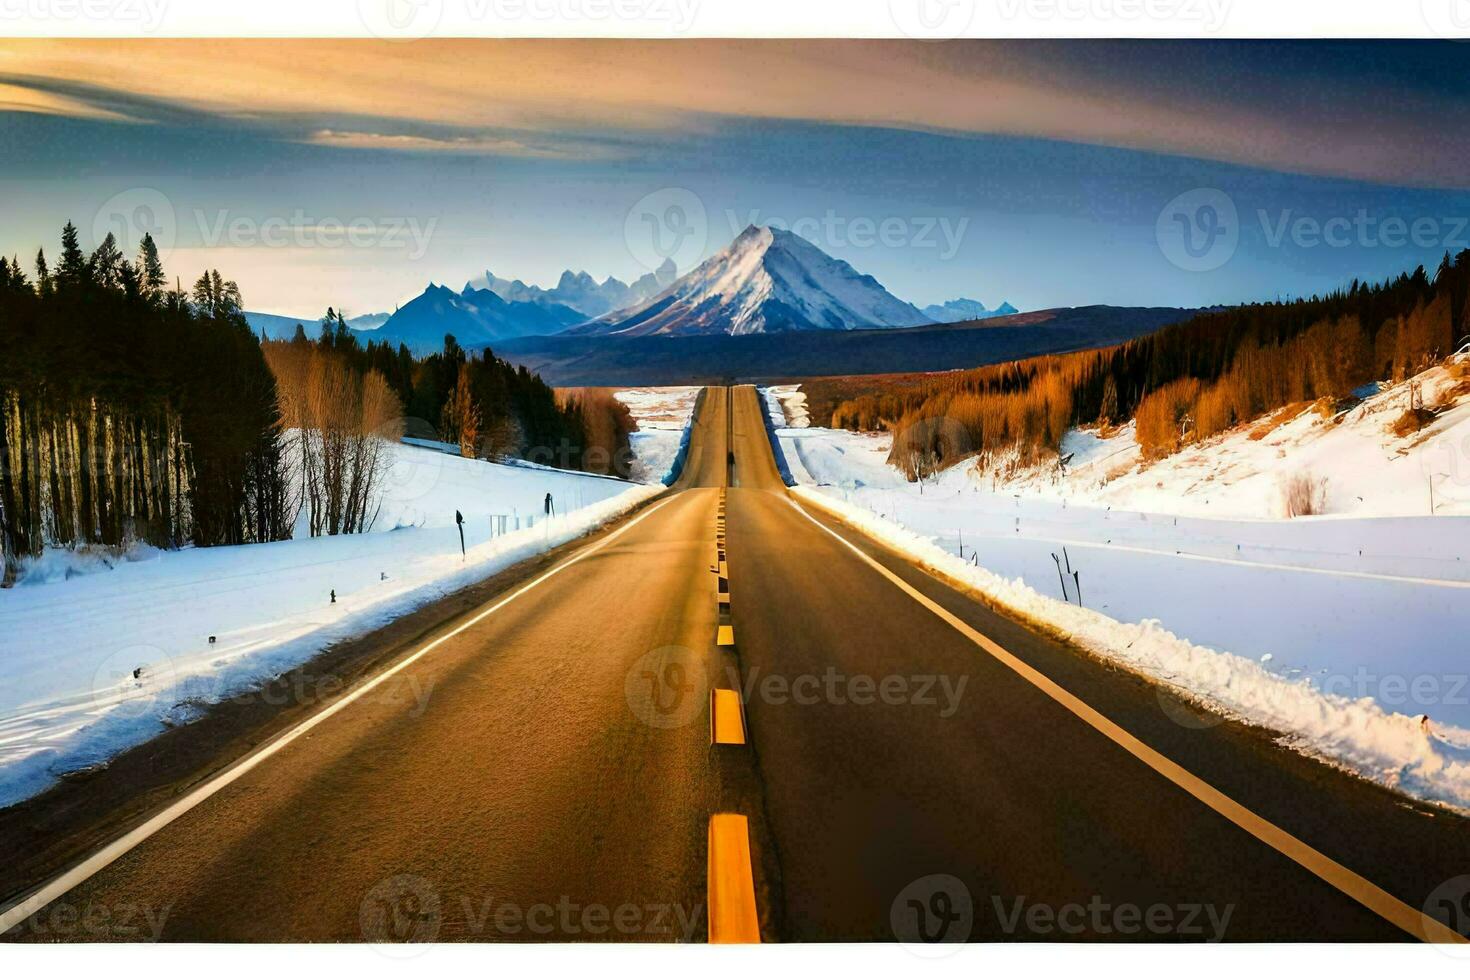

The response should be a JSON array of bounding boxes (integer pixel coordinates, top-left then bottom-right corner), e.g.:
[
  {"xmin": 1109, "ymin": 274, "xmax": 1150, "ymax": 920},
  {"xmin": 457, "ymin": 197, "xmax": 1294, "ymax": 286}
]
[
  {"xmin": 1281, "ymin": 470, "xmax": 1328, "ymax": 518},
  {"xmin": 262, "ymin": 342, "xmax": 402, "ymax": 536}
]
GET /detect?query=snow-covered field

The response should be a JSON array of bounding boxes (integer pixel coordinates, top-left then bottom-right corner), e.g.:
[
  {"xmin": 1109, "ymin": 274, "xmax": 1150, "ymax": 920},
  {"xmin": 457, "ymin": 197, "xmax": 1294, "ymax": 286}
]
[
  {"xmin": 986, "ymin": 362, "xmax": 1470, "ymax": 520},
  {"xmin": 764, "ymin": 374, "xmax": 1470, "ymax": 811},
  {"xmin": 0, "ymin": 392, "xmax": 697, "ymax": 808},
  {"xmin": 616, "ymin": 386, "xmax": 702, "ymax": 484}
]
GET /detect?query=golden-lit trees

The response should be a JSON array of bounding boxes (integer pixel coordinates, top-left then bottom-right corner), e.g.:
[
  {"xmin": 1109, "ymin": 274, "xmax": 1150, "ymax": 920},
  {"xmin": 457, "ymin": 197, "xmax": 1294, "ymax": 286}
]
[
  {"xmin": 262, "ymin": 340, "xmax": 402, "ymax": 536},
  {"xmin": 441, "ymin": 364, "xmax": 481, "ymax": 458},
  {"xmin": 1134, "ymin": 378, "xmax": 1202, "ymax": 459}
]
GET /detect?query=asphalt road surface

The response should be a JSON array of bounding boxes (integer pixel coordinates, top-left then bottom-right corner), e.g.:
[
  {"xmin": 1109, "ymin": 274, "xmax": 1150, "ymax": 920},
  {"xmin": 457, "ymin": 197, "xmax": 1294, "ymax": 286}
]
[{"xmin": 5, "ymin": 385, "xmax": 1469, "ymax": 943}]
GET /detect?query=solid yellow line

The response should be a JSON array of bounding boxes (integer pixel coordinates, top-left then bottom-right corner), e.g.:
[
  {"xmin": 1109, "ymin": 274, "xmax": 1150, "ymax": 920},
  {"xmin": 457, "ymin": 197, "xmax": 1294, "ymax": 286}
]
[
  {"xmin": 707, "ymin": 813, "xmax": 760, "ymax": 943},
  {"xmin": 787, "ymin": 493, "xmax": 1467, "ymax": 945},
  {"xmin": 710, "ymin": 688, "xmax": 747, "ymax": 745}
]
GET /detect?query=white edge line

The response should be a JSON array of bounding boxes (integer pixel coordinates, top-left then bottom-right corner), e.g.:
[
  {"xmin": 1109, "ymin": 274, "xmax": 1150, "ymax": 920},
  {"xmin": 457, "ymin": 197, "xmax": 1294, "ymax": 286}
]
[
  {"xmin": 784, "ymin": 492, "xmax": 1465, "ymax": 945},
  {"xmin": 0, "ymin": 491, "xmax": 680, "ymax": 935}
]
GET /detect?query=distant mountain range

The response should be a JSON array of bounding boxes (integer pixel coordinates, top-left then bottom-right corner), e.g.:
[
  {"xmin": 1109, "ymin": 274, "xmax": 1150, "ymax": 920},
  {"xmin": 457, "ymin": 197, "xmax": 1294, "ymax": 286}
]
[
  {"xmin": 573, "ymin": 225, "xmax": 931, "ymax": 337},
  {"xmin": 244, "ymin": 284, "xmax": 583, "ymax": 354},
  {"xmin": 922, "ymin": 298, "xmax": 1018, "ymax": 323},
  {"xmin": 244, "ymin": 309, "xmax": 391, "ymax": 340},
  {"xmin": 467, "ymin": 258, "xmax": 677, "ymax": 318},
  {"xmin": 366, "ymin": 284, "xmax": 585, "ymax": 351},
  {"xmin": 247, "ymin": 226, "xmax": 1040, "ymax": 356}
]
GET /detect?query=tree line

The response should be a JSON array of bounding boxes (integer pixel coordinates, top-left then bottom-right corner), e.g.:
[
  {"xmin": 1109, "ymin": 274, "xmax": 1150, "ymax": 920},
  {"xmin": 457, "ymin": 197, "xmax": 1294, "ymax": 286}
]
[
  {"xmin": 0, "ymin": 222, "xmax": 636, "ymax": 581},
  {"xmin": 0, "ymin": 223, "xmax": 292, "ymax": 581},
  {"xmin": 831, "ymin": 251, "xmax": 1470, "ymax": 478},
  {"xmin": 264, "ymin": 315, "xmax": 633, "ymax": 476}
]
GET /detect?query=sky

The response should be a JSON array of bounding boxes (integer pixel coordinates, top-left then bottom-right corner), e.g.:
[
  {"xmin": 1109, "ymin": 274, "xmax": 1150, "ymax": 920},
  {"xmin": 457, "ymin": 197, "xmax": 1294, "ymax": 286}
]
[{"xmin": 2, "ymin": 39, "xmax": 1470, "ymax": 317}]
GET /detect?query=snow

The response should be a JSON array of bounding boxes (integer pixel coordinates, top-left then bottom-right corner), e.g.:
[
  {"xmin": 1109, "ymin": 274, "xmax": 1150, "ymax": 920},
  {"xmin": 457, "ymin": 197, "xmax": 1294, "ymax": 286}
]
[
  {"xmin": 0, "ymin": 432, "xmax": 690, "ymax": 808},
  {"xmin": 762, "ymin": 384, "xmax": 810, "ymax": 429},
  {"xmin": 590, "ymin": 225, "xmax": 930, "ymax": 336},
  {"xmin": 765, "ymin": 375, "xmax": 1470, "ymax": 811},
  {"xmin": 615, "ymin": 386, "xmax": 702, "ymax": 484},
  {"xmin": 980, "ymin": 362, "xmax": 1470, "ymax": 520}
]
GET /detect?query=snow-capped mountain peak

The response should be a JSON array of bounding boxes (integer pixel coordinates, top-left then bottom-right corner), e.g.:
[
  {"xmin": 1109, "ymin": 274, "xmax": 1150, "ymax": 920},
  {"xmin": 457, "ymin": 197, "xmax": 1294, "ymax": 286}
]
[{"xmin": 577, "ymin": 225, "xmax": 931, "ymax": 337}]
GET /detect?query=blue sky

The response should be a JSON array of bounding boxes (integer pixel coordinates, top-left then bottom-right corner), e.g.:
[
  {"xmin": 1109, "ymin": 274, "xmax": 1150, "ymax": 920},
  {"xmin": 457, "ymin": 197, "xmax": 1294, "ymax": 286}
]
[{"xmin": 2, "ymin": 39, "xmax": 1469, "ymax": 317}]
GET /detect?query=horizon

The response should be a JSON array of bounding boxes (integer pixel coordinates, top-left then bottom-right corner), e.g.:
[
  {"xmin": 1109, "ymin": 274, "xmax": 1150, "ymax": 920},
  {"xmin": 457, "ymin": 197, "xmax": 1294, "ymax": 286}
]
[{"xmin": 5, "ymin": 39, "xmax": 1470, "ymax": 317}]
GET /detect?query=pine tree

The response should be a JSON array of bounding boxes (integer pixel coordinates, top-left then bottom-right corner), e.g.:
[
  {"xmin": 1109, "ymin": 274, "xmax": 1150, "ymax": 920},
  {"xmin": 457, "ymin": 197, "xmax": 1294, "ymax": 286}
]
[
  {"xmin": 34, "ymin": 248, "xmax": 51, "ymax": 297},
  {"xmin": 89, "ymin": 232, "xmax": 124, "ymax": 291},
  {"xmin": 138, "ymin": 233, "xmax": 166, "ymax": 302},
  {"xmin": 57, "ymin": 220, "xmax": 87, "ymax": 289}
]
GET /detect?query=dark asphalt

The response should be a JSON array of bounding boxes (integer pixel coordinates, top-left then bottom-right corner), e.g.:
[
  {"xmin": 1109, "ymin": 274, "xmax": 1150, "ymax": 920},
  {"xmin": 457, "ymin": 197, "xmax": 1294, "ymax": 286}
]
[{"xmin": 5, "ymin": 385, "xmax": 1468, "ymax": 943}]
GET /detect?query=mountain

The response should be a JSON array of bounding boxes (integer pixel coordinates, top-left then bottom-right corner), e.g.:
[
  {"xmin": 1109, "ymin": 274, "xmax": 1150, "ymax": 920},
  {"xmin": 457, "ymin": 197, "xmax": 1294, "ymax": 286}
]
[
  {"xmin": 921, "ymin": 298, "xmax": 1019, "ymax": 323},
  {"xmin": 572, "ymin": 225, "xmax": 932, "ymax": 337},
  {"xmin": 371, "ymin": 284, "xmax": 584, "ymax": 353},
  {"xmin": 347, "ymin": 311, "xmax": 392, "ymax": 330},
  {"xmin": 467, "ymin": 258, "xmax": 677, "ymax": 318},
  {"xmin": 244, "ymin": 310, "xmax": 391, "ymax": 340}
]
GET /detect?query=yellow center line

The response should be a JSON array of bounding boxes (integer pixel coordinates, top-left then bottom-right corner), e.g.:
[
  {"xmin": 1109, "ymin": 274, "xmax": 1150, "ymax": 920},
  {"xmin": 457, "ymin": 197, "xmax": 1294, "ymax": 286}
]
[
  {"xmin": 710, "ymin": 689, "xmax": 748, "ymax": 746},
  {"xmin": 707, "ymin": 813, "xmax": 761, "ymax": 943},
  {"xmin": 787, "ymin": 493, "xmax": 1466, "ymax": 945}
]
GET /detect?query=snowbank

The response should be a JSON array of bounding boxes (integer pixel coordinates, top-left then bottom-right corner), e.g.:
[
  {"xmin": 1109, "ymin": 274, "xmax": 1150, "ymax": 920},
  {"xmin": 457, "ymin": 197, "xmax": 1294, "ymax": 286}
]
[
  {"xmin": 793, "ymin": 486, "xmax": 1470, "ymax": 812},
  {"xmin": 616, "ymin": 386, "xmax": 702, "ymax": 484},
  {"xmin": 762, "ymin": 369, "xmax": 1470, "ymax": 810},
  {"xmin": 763, "ymin": 384, "xmax": 810, "ymax": 428},
  {"xmin": 0, "ymin": 436, "xmax": 681, "ymax": 808},
  {"xmin": 980, "ymin": 361, "xmax": 1470, "ymax": 520}
]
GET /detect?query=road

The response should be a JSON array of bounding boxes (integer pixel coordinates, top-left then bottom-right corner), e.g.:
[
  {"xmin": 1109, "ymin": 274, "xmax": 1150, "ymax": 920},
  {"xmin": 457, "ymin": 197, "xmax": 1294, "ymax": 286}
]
[{"xmin": 4, "ymin": 385, "xmax": 1469, "ymax": 942}]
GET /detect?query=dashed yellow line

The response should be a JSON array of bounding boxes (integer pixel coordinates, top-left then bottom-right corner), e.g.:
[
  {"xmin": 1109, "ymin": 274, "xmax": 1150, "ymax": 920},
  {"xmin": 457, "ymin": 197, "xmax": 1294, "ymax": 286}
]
[
  {"xmin": 707, "ymin": 813, "xmax": 761, "ymax": 943},
  {"xmin": 710, "ymin": 689, "xmax": 747, "ymax": 746}
]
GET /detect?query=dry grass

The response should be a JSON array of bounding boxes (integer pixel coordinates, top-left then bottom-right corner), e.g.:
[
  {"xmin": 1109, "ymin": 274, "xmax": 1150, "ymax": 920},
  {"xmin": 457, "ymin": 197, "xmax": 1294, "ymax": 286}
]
[
  {"xmin": 1390, "ymin": 406, "xmax": 1438, "ymax": 438},
  {"xmin": 1281, "ymin": 470, "xmax": 1328, "ymax": 517},
  {"xmin": 1247, "ymin": 401, "xmax": 1310, "ymax": 441}
]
